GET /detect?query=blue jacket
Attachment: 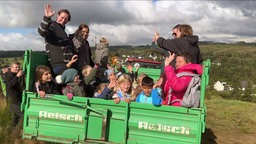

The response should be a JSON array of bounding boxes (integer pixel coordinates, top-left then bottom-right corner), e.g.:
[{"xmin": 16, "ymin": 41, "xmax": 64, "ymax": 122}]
[{"xmin": 136, "ymin": 88, "xmax": 162, "ymax": 106}]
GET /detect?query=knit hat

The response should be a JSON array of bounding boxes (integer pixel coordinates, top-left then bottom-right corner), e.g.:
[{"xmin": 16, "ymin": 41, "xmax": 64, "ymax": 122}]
[
  {"xmin": 61, "ymin": 68, "xmax": 78, "ymax": 84},
  {"xmin": 104, "ymin": 69, "xmax": 114, "ymax": 78}
]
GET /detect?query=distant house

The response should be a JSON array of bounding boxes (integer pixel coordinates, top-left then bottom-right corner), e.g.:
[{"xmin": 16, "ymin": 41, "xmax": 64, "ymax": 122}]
[{"xmin": 214, "ymin": 81, "xmax": 225, "ymax": 91}]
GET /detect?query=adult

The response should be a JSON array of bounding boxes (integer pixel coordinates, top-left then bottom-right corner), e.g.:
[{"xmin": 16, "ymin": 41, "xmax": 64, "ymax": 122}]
[
  {"xmin": 94, "ymin": 37, "xmax": 110, "ymax": 69},
  {"xmin": 69, "ymin": 24, "xmax": 94, "ymax": 74},
  {"xmin": 153, "ymin": 24, "xmax": 203, "ymax": 100},
  {"xmin": 38, "ymin": 4, "xmax": 75, "ymax": 75},
  {"xmin": 5, "ymin": 62, "xmax": 25, "ymax": 127},
  {"xmin": 153, "ymin": 24, "xmax": 203, "ymax": 68},
  {"xmin": 162, "ymin": 52, "xmax": 202, "ymax": 106}
]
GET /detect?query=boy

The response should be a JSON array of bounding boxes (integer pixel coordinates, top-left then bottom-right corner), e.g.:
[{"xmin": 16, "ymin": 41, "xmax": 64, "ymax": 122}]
[{"xmin": 136, "ymin": 76, "xmax": 162, "ymax": 106}]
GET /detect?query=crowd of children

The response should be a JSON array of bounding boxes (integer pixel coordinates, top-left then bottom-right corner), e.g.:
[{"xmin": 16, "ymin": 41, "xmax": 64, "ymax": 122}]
[
  {"xmin": 30, "ymin": 50, "xmax": 202, "ymax": 107},
  {"xmin": 0, "ymin": 51, "xmax": 203, "ymax": 130}
]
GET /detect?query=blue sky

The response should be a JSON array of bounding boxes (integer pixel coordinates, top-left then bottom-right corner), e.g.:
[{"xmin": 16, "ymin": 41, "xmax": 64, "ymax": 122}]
[{"xmin": 0, "ymin": 1, "xmax": 256, "ymax": 51}]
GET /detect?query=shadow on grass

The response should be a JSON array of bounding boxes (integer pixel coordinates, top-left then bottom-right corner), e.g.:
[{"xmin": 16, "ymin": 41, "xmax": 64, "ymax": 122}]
[{"xmin": 202, "ymin": 128, "xmax": 217, "ymax": 144}]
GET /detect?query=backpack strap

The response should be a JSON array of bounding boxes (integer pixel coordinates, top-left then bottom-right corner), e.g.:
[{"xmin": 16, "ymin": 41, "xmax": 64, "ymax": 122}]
[
  {"xmin": 176, "ymin": 72, "xmax": 199, "ymax": 77},
  {"xmin": 168, "ymin": 72, "xmax": 200, "ymax": 105}
]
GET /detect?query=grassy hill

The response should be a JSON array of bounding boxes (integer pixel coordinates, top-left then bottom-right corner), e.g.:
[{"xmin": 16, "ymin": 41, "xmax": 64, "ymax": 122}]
[{"xmin": 202, "ymin": 95, "xmax": 256, "ymax": 144}]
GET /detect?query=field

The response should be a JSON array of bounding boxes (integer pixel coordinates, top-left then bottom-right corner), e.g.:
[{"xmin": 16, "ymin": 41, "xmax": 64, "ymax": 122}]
[{"xmin": 202, "ymin": 96, "xmax": 256, "ymax": 144}]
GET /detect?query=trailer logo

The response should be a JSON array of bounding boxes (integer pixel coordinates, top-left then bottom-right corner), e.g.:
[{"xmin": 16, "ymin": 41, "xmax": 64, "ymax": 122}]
[
  {"xmin": 138, "ymin": 121, "xmax": 190, "ymax": 135},
  {"xmin": 39, "ymin": 111, "xmax": 83, "ymax": 122}
]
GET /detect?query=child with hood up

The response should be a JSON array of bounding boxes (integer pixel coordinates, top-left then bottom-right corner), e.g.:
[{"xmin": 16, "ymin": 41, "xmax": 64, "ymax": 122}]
[{"xmin": 59, "ymin": 68, "xmax": 85, "ymax": 100}]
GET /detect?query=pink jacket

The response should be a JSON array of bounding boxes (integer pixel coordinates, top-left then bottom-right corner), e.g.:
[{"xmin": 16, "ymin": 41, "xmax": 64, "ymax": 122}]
[{"xmin": 162, "ymin": 64, "xmax": 202, "ymax": 106}]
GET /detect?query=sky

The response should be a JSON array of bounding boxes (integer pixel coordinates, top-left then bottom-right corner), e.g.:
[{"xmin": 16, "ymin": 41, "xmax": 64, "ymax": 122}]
[{"xmin": 0, "ymin": 1, "xmax": 256, "ymax": 51}]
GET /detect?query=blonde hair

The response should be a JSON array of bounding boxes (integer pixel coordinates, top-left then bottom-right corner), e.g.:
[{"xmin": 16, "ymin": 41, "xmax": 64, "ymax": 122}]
[
  {"xmin": 114, "ymin": 74, "xmax": 132, "ymax": 94},
  {"xmin": 82, "ymin": 65, "xmax": 92, "ymax": 76},
  {"xmin": 100, "ymin": 37, "xmax": 109, "ymax": 44}
]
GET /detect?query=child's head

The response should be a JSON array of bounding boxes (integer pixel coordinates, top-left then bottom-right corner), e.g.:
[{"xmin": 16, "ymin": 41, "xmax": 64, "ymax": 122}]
[
  {"xmin": 176, "ymin": 52, "xmax": 192, "ymax": 69},
  {"xmin": 82, "ymin": 65, "xmax": 92, "ymax": 77},
  {"xmin": 95, "ymin": 83, "xmax": 107, "ymax": 94},
  {"xmin": 105, "ymin": 69, "xmax": 116, "ymax": 81},
  {"xmin": 35, "ymin": 65, "xmax": 52, "ymax": 83},
  {"xmin": 116, "ymin": 63, "xmax": 123, "ymax": 72},
  {"xmin": 10, "ymin": 62, "xmax": 21, "ymax": 73},
  {"xmin": 61, "ymin": 68, "xmax": 79, "ymax": 84},
  {"xmin": 137, "ymin": 73, "xmax": 148, "ymax": 87},
  {"xmin": 117, "ymin": 74, "xmax": 132, "ymax": 93},
  {"xmin": 141, "ymin": 76, "xmax": 154, "ymax": 96}
]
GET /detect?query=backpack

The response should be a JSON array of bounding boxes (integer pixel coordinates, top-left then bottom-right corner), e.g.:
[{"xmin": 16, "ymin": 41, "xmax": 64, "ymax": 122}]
[{"xmin": 167, "ymin": 72, "xmax": 201, "ymax": 108}]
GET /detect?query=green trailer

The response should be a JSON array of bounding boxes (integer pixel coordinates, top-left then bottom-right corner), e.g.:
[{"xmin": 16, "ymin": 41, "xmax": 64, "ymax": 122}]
[{"xmin": 21, "ymin": 50, "xmax": 211, "ymax": 144}]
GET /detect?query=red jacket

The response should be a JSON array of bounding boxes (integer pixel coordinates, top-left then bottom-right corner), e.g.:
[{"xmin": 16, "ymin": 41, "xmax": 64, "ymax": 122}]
[{"xmin": 162, "ymin": 64, "xmax": 202, "ymax": 106}]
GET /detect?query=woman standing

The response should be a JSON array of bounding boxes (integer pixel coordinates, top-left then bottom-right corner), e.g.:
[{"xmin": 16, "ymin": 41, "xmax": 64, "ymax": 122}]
[
  {"xmin": 94, "ymin": 37, "xmax": 110, "ymax": 69},
  {"xmin": 70, "ymin": 24, "xmax": 95, "ymax": 75}
]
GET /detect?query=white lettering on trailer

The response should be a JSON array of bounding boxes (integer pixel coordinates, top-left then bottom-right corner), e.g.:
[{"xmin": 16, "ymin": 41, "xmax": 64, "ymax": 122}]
[
  {"xmin": 39, "ymin": 111, "xmax": 83, "ymax": 122},
  {"xmin": 138, "ymin": 122, "xmax": 190, "ymax": 135}
]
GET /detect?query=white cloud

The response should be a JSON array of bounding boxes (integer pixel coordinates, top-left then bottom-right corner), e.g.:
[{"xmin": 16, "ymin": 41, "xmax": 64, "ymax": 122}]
[{"xmin": 0, "ymin": 1, "xmax": 256, "ymax": 50}]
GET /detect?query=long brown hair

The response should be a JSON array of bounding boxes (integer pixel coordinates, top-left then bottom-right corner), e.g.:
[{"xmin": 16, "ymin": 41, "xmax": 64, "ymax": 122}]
[
  {"xmin": 35, "ymin": 65, "xmax": 51, "ymax": 83},
  {"xmin": 74, "ymin": 23, "xmax": 89, "ymax": 37}
]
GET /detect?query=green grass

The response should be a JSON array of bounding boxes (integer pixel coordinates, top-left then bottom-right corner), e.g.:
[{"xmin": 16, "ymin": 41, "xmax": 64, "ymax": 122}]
[{"xmin": 202, "ymin": 95, "xmax": 256, "ymax": 144}]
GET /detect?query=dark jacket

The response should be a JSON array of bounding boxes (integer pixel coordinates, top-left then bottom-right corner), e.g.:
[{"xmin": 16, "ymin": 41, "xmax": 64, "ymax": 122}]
[
  {"xmin": 70, "ymin": 34, "xmax": 94, "ymax": 71},
  {"xmin": 157, "ymin": 35, "xmax": 203, "ymax": 67},
  {"xmin": 93, "ymin": 86, "xmax": 113, "ymax": 99},
  {"xmin": 38, "ymin": 16, "xmax": 74, "ymax": 68},
  {"xmin": 5, "ymin": 71, "xmax": 25, "ymax": 104},
  {"xmin": 33, "ymin": 81, "xmax": 61, "ymax": 95}
]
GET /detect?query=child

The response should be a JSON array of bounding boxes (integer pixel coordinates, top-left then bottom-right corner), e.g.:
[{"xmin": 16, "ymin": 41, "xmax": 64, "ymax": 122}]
[
  {"xmin": 136, "ymin": 76, "xmax": 162, "ymax": 106},
  {"xmin": 115, "ymin": 63, "xmax": 126, "ymax": 78},
  {"xmin": 82, "ymin": 65, "xmax": 98, "ymax": 84},
  {"xmin": 112, "ymin": 74, "xmax": 133, "ymax": 104},
  {"xmin": 103, "ymin": 64, "xmax": 115, "ymax": 83},
  {"xmin": 132, "ymin": 72, "xmax": 148, "ymax": 98},
  {"xmin": 94, "ymin": 83, "xmax": 107, "ymax": 98},
  {"xmin": 4, "ymin": 61, "xmax": 25, "ymax": 127},
  {"xmin": 163, "ymin": 52, "xmax": 202, "ymax": 106},
  {"xmin": 82, "ymin": 65, "xmax": 98, "ymax": 97},
  {"xmin": 60, "ymin": 68, "xmax": 85, "ymax": 99},
  {"xmin": 126, "ymin": 62, "xmax": 139, "ymax": 82},
  {"xmin": 34, "ymin": 65, "xmax": 60, "ymax": 98},
  {"xmin": 94, "ymin": 69, "xmax": 118, "ymax": 99}
]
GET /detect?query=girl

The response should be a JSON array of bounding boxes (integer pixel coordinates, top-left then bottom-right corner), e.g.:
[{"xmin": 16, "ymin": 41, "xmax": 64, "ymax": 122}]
[
  {"xmin": 34, "ymin": 65, "xmax": 60, "ymax": 98},
  {"xmin": 112, "ymin": 74, "xmax": 133, "ymax": 104}
]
